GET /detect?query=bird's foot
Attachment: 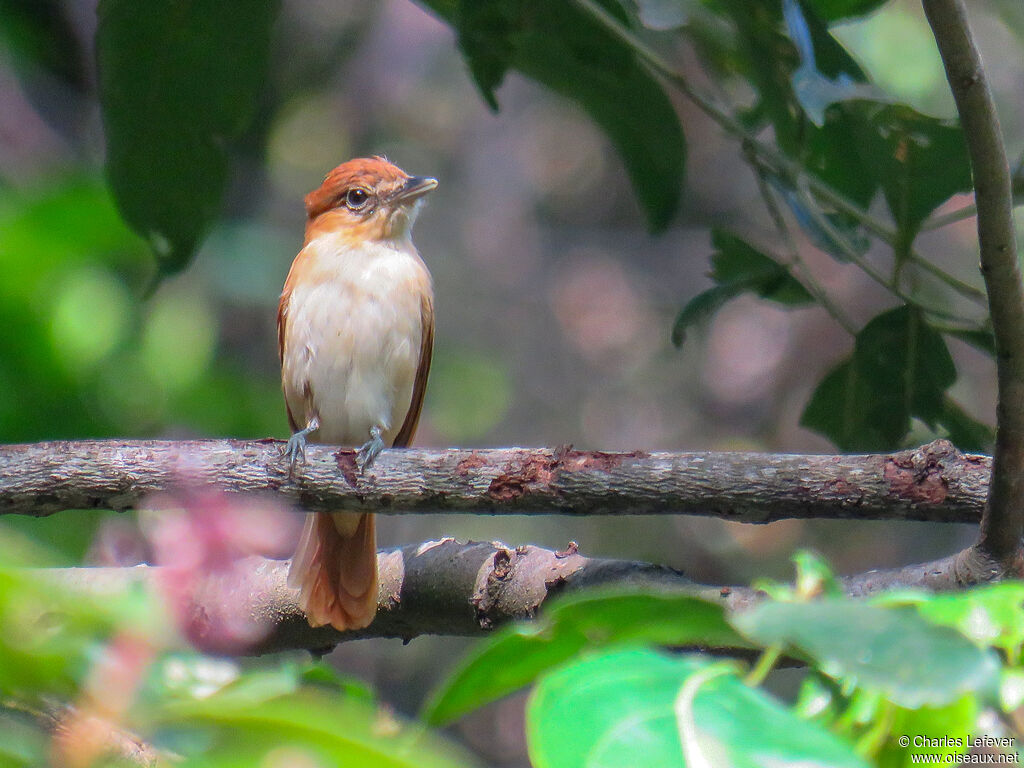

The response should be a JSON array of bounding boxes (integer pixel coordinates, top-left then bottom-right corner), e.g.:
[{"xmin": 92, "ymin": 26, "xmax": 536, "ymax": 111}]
[
  {"xmin": 282, "ymin": 416, "xmax": 320, "ymax": 473},
  {"xmin": 357, "ymin": 425, "xmax": 385, "ymax": 474}
]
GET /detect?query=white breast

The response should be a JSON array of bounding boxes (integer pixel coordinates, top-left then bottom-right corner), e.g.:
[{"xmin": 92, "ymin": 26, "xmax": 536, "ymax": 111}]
[{"xmin": 282, "ymin": 235, "xmax": 432, "ymax": 446}]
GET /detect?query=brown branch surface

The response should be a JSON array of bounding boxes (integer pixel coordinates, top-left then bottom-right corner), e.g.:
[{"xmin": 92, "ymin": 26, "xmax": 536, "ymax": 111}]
[
  {"xmin": 41, "ymin": 538, "xmax": 1007, "ymax": 656},
  {"xmin": 924, "ymin": 0, "xmax": 1024, "ymax": 567},
  {"xmin": 44, "ymin": 540, "xmax": 719, "ymax": 654},
  {"xmin": 0, "ymin": 438, "xmax": 991, "ymax": 524}
]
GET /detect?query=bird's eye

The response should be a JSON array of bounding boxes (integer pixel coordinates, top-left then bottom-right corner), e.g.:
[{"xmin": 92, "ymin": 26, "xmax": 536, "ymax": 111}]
[{"xmin": 345, "ymin": 188, "xmax": 370, "ymax": 210}]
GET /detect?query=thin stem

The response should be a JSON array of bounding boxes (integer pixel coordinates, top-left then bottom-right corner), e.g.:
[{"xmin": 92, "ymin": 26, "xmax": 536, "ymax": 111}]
[
  {"xmin": 855, "ymin": 701, "xmax": 896, "ymax": 758},
  {"xmin": 744, "ymin": 643, "xmax": 783, "ymax": 687},
  {"xmin": 923, "ymin": 194, "xmax": 1024, "ymax": 232},
  {"xmin": 924, "ymin": 0, "xmax": 1024, "ymax": 566},
  {"xmin": 573, "ymin": 0, "xmax": 988, "ymax": 309},
  {"xmin": 792, "ymin": 178, "xmax": 970, "ymax": 323},
  {"xmin": 924, "ymin": 202, "xmax": 979, "ymax": 230},
  {"xmin": 748, "ymin": 150, "xmax": 858, "ymax": 335},
  {"xmin": 909, "ymin": 253, "xmax": 987, "ymax": 303}
]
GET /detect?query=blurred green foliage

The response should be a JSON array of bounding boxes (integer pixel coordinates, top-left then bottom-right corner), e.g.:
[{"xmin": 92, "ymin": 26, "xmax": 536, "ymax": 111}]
[
  {"xmin": 0, "ymin": 543, "xmax": 475, "ymax": 767},
  {"xmin": 1, "ymin": 0, "xmax": 1021, "ymax": 764},
  {"xmin": 429, "ymin": 555, "xmax": 1021, "ymax": 767}
]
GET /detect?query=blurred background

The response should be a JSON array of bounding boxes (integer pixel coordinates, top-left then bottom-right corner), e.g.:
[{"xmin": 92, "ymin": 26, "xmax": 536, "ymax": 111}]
[{"xmin": 1, "ymin": 0, "xmax": 1022, "ymax": 763}]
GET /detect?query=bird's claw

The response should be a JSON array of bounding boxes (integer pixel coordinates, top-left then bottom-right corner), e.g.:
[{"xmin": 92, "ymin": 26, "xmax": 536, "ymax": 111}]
[
  {"xmin": 283, "ymin": 432, "xmax": 307, "ymax": 468},
  {"xmin": 357, "ymin": 426, "xmax": 385, "ymax": 474},
  {"xmin": 281, "ymin": 416, "xmax": 319, "ymax": 475}
]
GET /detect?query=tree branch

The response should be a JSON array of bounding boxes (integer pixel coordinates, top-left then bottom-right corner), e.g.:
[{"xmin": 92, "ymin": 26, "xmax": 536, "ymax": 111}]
[
  {"xmin": 923, "ymin": 0, "xmax": 1024, "ymax": 569},
  {"xmin": 44, "ymin": 540, "xmax": 722, "ymax": 654},
  {"xmin": 0, "ymin": 438, "xmax": 991, "ymax": 524},
  {"xmin": 39, "ymin": 538, "xmax": 1002, "ymax": 657}
]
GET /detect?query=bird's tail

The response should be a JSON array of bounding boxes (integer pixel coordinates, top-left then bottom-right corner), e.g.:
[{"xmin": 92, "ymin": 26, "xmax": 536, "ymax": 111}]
[{"xmin": 287, "ymin": 511, "xmax": 378, "ymax": 631}]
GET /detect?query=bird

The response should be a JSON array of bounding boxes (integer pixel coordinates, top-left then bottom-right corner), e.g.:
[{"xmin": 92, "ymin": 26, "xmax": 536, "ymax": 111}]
[{"xmin": 277, "ymin": 156, "xmax": 436, "ymax": 632}]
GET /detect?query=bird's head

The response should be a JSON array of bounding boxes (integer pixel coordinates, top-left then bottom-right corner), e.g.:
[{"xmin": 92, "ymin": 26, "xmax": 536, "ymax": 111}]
[{"xmin": 304, "ymin": 156, "xmax": 438, "ymax": 244}]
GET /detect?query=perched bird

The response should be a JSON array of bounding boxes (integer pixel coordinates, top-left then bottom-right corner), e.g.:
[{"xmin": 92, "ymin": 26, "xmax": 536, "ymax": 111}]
[{"xmin": 278, "ymin": 156, "xmax": 436, "ymax": 631}]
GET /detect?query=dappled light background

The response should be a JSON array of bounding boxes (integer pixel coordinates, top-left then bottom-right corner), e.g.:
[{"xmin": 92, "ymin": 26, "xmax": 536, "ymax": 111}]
[{"xmin": 1, "ymin": 0, "xmax": 1023, "ymax": 764}]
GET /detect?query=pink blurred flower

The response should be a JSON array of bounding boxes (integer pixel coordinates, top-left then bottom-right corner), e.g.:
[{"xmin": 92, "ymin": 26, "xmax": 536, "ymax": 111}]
[{"xmin": 140, "ymin": 491, "xmax": 299, "ymax": 654}]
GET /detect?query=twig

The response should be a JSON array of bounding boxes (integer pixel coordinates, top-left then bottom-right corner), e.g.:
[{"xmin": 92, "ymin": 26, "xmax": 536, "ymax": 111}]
[
  {"xmin": 747, "ymin": 146, "xmax": 858, "ymax": 335},
  {"xmin": 0, "ymin": 438, "xmax": 991, "ymax": 524},
  {"xmin": 923, "ymin": 0, "xmax": 1024, "ymax": 568},
  {"xmin": 573, "ymin": 0, "xmax": 988, "ymax": 309},
  {"xmin": 922, "ymin": 194, "xmax": 1024, "ymax": 231}
]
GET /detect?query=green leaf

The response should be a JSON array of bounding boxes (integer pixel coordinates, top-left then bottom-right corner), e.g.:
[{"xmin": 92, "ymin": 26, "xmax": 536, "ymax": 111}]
[
  {"xmin": 793, "ymin": 673, "xmax": 838, "ymax": 723},
  {"xmin": 805, "ymin": 0, "xmax": 891, "ymax": 22},
  {"xmin": 946, "ymin": 327, "xmax": 996, "ymax": 356},
  {"xmin": 862, "ymin": 104, "xmax": 973, "ymax": 247},
  {"xmin": 672, "ymin": 229, "xmax": 813, "ymax": 346},
  {"xmin": 671, "ymin": 283, "xmax": 744, "ymax": 347},
  {"xmin": 156, "ymin": 688, "xmax": 475, "ymax": 768},
  {"xmin": 96, "ymin": 0, "xmax": 278, "ymax": 275},
  {"xmin": 876, "ymin": 697, "xmax": 976, "ymax": 768},
  {"xmin": 0, "ymin": 0, "xmax": 86, "ymax": 91},
  {"xmin": 709, "ymin": 231, "xmax": 813, "ymax": 304},
  {"xmin": 783, "ymin": 0, "xmax": 877, "ymax": 126},
  {"xmin": 813, "ymin": 102, "xmax": 971, "ymax": 251},
  {"xmin": 873, "ymin": 583, "xmax": 1024, "ymax": 660},
  {"xmin": 0, "ymin": 709, "xmax": 46, "ymax": 768},
  {"xmin": 527, "ymin": 647, "xmax": 869, "ymax": 768},
  {"xmin": 418, "ymin": 0, "xmax": 685, "ymax": 231},
  {"xmin": 717, "ymin": 0, "xmax": 866, "ymax": 155},
  {"xmin": 732, "ymin": 600, "xmax": 1001, "ymax": 708},
  {"xmin": 936, "ymin": 398, "xmax": 993, "ymax": 453},
  {"xmin": 633, "ymin": 0, "xmax": 695, "ymax": 30},
  {"xmin": 800, "ymin": 306, "xmax": 957, "ymax": 450},
  {"xmin": 793, "ymin": 550, "xmax": 844, "ymax": 598},
  {"xmin": 423, "ymin": 588, "xmax": 748, "ymax": 725}
]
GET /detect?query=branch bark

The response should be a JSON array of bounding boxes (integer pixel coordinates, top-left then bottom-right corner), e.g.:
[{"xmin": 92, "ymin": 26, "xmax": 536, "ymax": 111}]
[
  {"xmin": 39, "ymin": 537, "xmax": 1005, "ymax": 657},
  {"xmin": 44, "ymin": 540, "xmax": 727, "ymax": 655},
  {"xmin": 923, "ymin": 0, "xmax": 1024, "ymax": 569},
  {"xmin": 0, "ymin": 438, "xmax": 991, "ymax": 524}
]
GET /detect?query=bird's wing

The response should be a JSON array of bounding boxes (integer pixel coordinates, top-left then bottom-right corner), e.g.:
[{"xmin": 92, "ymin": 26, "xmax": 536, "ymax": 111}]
[
  {"xmin": 277, "ymin": 251, "xmax": 304, "ymax": 432},
  {"xmin": 392, "ymin": 291, "xmax": 434, "ymax": 448}
]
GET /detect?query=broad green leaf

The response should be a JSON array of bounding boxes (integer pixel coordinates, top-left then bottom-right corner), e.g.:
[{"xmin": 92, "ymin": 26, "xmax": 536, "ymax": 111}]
[
  {"xmin": 873, "ymin": 583, "xmax": 1024, "ymax": 659},
  {"xmin": 936, "ymin": 397, "xmax": 993, "ymax": 453},
  {"xmin": 527, "ymin": 647, "xmax": 868, "ymax": 768},
  {"xmin": 418, "ymin": 0, "xmax": 685, "ymax": 231},
  {"xmin": 0, "ymin": 563, "xmax": 159, "ymax": 701},
  {"xmin": 793, "ymin": 550, "xmax": 844, "ymax": 598},
  {"xmin": 1000, "ymin": 668, "xmax": 1024, "ymax": 712},
  {"xmin": 715, "ymin": 0, "xmax": 867, "ymax": 155},
  {"xmin": 710, "ymin": 231, "xmax": 813, "ymax": 304},
  {"xmin": 423, "ymin": 588, "xmax": 747, "ymax": 725},
  {"xmin": 876, "ymin": 697, "xmax": 976, "ymax": 768},
  {"xmin": 859, "ymin": 104, "xmax": 972, "ymax": 248},
  {"xmin": 672, "ymin": 229, "xmax": 813, "ymax": 346},
  {"xmin": 793, "ymin": 673, "xmax": 838, "ymax": 723},
  {"xmin": 783, "ymin": 0, "xmax": 878, "ymax": 125},
  {"xmin": 801, "ymin": 306, "xmax": 957, "ymax": 450},
  {"xmin": 633, "ymin": 0, "xmax": 695, "ymax": 29},
  {"xmin": 300, "ymin": 661, "xmax": 375, "ymax": 701},
  {"xmin": 805, "ymin": 101, "xmax": 970, "ymax": 262},
  {"xmin": 946, "ymin": 327, "xmax": 996, "ymax": 357},
  {"xmin": 0, "ymin": 0, "xmax": 86, "ymax": 92},
  {"xmin": 0, "ymin": 710, "xmax": 46, "ymax": 768},
  {"xmin": 806, "ymin": 0, "xmax": 891, "ymax": 22},
  {"xmin": 157, "ymin": 688, "xmax": 474, "ymax": 768},
  {"xmin": 732, "ymin": 600, "xmax": 1001, "ymax": 708},
  {"xmin": 96, "ymin": 0, "xmax": 278, "ymax": 275},
  {"xmin": 671, "ymin": 283, "xmax": 745, "ymax": 347}
]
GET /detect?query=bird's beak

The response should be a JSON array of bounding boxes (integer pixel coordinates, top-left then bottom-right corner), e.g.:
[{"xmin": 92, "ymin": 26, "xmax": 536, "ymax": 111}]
[{"xmin": 390, "ymin": 176, "xmax": 438, "ymax": 204}]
